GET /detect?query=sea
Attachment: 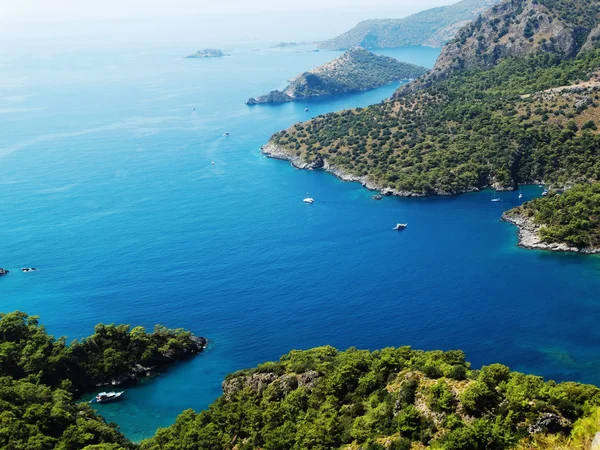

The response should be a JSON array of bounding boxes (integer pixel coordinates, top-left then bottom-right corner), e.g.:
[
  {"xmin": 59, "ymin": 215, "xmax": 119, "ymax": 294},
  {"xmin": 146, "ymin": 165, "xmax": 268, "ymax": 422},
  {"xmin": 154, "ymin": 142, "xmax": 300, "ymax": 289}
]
[{"xmin": 1, "ymin": 43, "xmax": 599, "ymax": 441}]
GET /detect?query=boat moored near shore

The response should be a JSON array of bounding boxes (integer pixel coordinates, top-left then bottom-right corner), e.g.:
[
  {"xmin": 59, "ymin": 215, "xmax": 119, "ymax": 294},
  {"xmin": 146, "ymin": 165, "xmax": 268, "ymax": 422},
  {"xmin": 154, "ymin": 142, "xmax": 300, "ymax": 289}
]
[{"xmin": 90, "ymin": 391, "xmax": 124, "ymax": 404}]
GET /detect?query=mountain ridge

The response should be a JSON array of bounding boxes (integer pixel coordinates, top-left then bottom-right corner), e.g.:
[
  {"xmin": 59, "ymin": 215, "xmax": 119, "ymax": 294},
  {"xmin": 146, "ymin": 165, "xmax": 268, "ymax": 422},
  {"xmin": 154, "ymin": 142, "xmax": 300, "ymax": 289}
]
[{"xmin": 318, "ymin": 0, "xmax": 501, "ymax": 50}]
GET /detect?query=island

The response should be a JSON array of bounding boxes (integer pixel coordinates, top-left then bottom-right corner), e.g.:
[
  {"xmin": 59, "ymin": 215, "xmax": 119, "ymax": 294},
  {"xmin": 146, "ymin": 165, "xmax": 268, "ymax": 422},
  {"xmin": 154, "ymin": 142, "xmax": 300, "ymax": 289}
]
[
  {"xmin": 246, "ymin": 47, "xmax": 428, "ymax": 105},
  {"xmin": 318, "ymin": 0, "xmax": 500, "ymax": 50},
  {"xmin": 503, "ymin": 184, "xmax": 600, "ymax": 254},
  {"xmin": 263, "ymin": 0, "xmax": 600, "ymax": 255},
  {"xmin": 185, "ymin": 49, "xmax": 225, "ymax": 58}
]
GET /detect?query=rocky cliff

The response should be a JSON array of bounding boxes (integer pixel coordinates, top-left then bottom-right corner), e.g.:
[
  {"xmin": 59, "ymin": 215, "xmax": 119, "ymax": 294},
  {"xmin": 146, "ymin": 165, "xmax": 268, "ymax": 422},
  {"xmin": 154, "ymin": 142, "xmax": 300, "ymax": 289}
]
[{"xmin": 411, "ymin": 0, "xmax": 600, "ymax": 86}]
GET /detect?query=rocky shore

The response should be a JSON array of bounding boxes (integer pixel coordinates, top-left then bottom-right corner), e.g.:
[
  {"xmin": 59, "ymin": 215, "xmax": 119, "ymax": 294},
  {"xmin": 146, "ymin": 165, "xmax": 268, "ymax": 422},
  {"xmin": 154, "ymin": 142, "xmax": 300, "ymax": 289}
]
[
  {"xmin": 95, "ymin": 335, "xmax": 207, "ymax": 388},
  {"xmin": 502, "ymin": 211, "xmax": 600, "ymax": 254},
  {"xmin": 261, "ymin": 142, "xmax": 479, "ymax": 197}
]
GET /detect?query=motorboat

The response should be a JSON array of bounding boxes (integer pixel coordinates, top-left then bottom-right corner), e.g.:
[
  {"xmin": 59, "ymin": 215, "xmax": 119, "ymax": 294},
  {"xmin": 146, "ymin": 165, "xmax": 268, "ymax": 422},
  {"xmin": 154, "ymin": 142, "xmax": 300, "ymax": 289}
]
[
  {"xmin": 372, "ymin": 194, "xmax": 383, "ymax": 200},
  {"xmin": 0, "ymin": 268, "xmax": 9, "ymax": 276},
  {"xmin": 393, "ymin": 223, "xmax": 407, "ymax": 230},
  {"xmin": 21, "ymin": 268, "xmax": 37, "ymax": 272},
  {"xmin": 90, "ymin": 391, "xmax": 124, "ymax": 404},
  {"xmin": 223, "ymin": 132, "xmax": 230, "ymax": 137}
]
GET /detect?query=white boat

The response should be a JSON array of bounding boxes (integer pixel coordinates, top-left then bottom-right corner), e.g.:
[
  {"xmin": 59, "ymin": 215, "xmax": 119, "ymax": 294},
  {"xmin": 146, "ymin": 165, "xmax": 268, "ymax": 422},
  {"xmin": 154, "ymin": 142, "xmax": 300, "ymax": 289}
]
[
  {"xmin": 304, "ymin": 108, "xmax": 309, "ymax": 112},
  {"xmin": 21, "ymin": 267, "xmax": 37, "ymax": 272},
  {"xmin": 491, "ymin": 198, "xmax": 502, "ymax": 202},
  {"xmin": 223, "ymin": 132, "xmax": 229, "ymax": 137},
  {"xmin": 91, "ymin": 391, "xmax": 124, "ymax": 403},
  {"xmin": 211, "ymin": 162, "xmax": 215, "ymax": 165},
  {"xmin": 303, "ymin": 191, "xmax": 314, "ymax": 203},
  {"xmin": 393, "ymin": 223, "xmax": 407, "ymax": 230},
  {"xmin": 518, "ymin": 193, "xmax": 523, "ymax": 199},
  {"xmin": 542, "ymin": 190, "xmax": 549, "ymax": 196}
]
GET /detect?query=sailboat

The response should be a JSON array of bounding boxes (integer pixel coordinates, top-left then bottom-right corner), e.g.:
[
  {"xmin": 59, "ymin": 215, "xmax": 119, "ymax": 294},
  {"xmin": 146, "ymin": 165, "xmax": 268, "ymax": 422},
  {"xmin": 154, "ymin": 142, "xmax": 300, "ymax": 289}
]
[
  {"xmin": 491, "ymin": 190, "xmax": 501, "ymax": 202},
  {"xmin": 518, "ymin": 186, "xmax": 523, "ymax": 199},
  {"xmin": 303, "ymin": 191, "xmax": 314, "ymax": 204}
]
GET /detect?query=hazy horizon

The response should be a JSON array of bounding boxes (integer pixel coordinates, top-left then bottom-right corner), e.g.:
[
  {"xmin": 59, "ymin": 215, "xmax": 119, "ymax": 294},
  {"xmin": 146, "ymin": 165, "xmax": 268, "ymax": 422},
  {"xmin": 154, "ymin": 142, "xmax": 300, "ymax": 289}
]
[{"xmin": 1, "ymin": 0, "xmax": 460, "ymax": 49}]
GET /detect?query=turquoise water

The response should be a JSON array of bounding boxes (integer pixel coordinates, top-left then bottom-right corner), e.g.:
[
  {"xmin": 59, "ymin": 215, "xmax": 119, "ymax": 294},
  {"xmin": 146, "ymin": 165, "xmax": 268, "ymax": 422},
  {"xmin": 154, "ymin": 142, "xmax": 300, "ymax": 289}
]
[{"xmin": 1, "ymin": 43, "xmax": 599, "ymax": 441}]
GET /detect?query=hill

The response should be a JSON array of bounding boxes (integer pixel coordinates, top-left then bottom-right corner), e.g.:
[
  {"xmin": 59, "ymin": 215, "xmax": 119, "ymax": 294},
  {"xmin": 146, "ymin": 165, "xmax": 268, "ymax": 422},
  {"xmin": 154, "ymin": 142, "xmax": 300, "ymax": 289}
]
[
  {"xmin": 263, "ymin": 0, "xmax": 600, "ymax": 250},
  {"xmin": 141, "ymin": 345, "xmax": 600, "ymax": 450},
  {"xmin": 503, "ymin": 183, "xmax": 600, "ymax": 253},
  {"xmin": 318, "ymin": 0, "xmax": 501, "ymax": 50},
  {"xmin": 3, "ymin": 311, "xmax": 600, "ymax": 449},
  {"xmin": 0, "ymin": 311, "xmax": 205, "ymax": 449},
  {"xmin": 247, "ymin": 48, "xmax": 427, "ymax": 104}
]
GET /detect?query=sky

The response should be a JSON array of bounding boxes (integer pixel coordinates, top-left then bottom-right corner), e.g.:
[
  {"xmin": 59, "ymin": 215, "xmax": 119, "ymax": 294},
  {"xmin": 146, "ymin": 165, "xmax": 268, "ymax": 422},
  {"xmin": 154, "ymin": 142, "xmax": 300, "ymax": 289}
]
[{"xmin": 0, "ymin": 0, "xmax": 460, "ymax": 47}]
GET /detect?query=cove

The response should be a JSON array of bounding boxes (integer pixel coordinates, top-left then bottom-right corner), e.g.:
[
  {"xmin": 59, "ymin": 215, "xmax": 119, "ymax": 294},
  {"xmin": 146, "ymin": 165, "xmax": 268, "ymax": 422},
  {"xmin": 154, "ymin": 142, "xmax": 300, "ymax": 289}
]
[{"xmin": 0, "ymin": 43, "xmax": 599, "ymax": 440}]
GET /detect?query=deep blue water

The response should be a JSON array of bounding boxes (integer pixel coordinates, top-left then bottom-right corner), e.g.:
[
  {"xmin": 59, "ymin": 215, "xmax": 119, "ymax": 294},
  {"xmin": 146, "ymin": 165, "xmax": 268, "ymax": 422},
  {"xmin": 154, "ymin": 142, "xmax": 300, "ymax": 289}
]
[{"xmin": 1, "ymin": 43, "xmax": 599, "ymax": 441}]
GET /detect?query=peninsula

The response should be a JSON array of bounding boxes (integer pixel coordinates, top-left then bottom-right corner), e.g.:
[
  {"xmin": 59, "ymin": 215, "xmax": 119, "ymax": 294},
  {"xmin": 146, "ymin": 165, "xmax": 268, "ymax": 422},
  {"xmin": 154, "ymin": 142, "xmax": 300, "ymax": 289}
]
[
  {"xmin": 319, "ymin": 0, "xmax": 500, "ymax": 50},
  {"xmin": 503, "ymin": 184, "xmax": 600, "ymax": 254},
  {"xmin": 185, "ymin": 49, "xmax": 225, "ymax": 58},
  {"xmin": 0, "ymin": 311, "xmax": 206, "ymax": 449},
  {"xmin": 4, "ymin": 310, "xmax": 600, "ymax": 449},
  {"xmin": 246, "ymin": 47, "xmax": 427, "ymax": 105},
  {"xmin": 263, "ymin": 0, "xmax": 600, "ymax": 252}
]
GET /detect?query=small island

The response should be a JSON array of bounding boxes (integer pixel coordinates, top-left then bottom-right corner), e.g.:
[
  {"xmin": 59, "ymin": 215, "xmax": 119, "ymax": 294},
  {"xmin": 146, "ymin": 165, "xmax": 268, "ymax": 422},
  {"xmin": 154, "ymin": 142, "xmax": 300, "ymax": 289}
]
[
  {"xmin": 246, "ymin": 47, "xmax": 427, "ymax": 105},
  {"xmin": 185, "ymin": 49, "xmax": 225, "ymax": 58}
]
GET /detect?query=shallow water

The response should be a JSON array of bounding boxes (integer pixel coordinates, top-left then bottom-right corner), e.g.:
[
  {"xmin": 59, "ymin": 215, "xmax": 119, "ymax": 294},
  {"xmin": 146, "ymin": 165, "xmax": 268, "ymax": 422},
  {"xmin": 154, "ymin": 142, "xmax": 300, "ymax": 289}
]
[{"xmin": 0, "ymin": 43, "xmax": 599, "ymax": 441}]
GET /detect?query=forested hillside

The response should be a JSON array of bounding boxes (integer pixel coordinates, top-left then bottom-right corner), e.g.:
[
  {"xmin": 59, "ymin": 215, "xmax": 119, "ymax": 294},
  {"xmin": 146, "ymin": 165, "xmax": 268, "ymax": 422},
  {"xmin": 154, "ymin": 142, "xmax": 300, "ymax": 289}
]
[
  {"xmin": 0, "ymin": 311, "xmax": 204, "ymax": 449},
  {"xmin": 141, "ymin": 346, "xmax": 600, "ymax": 450},
  {"xmin": 268, "ymin": 49, "xmax": 600, "ymax": 195},
  {"xmin": 247, "ymin": 48, "xmax": 427, "ymax": 104}
]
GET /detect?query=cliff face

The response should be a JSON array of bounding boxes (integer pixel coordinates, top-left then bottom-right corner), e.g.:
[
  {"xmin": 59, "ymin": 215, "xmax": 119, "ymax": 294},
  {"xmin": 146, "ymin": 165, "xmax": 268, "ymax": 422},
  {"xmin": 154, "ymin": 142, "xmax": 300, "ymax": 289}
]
[{"xmin": 432, "ymin": 0, "xmax": 576, "ymax": 76}]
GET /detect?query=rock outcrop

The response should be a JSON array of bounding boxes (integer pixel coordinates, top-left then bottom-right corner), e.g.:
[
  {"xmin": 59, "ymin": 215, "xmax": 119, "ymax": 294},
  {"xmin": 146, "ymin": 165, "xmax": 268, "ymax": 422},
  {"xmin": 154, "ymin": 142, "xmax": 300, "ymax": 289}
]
[
  {"xmin": 222, "ymin": 370, "xmax": 321, "ymax": 401},
  {"xmin": 502, "ymin": 210, "xmax": 600, "ymax": 254},
  {"xmin": 247, "ymin": 90, "xmax": 293, "ymax": 105},
  {"xmin": 186, "ymin": 49, "xmax": 225, "ymax": 58}
]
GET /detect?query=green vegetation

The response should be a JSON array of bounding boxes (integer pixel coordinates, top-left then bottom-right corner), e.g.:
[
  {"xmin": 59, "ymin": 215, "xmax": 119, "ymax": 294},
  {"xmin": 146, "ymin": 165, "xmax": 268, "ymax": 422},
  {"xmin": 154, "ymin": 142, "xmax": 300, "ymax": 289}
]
[
  {"xmin": 318, "ymin": 0, "xmax": 500, "ymax": 50},
  {"xmin": 4, "ymin": 312, "xmax": 600, "ymax": 449},
  {"xmin": 248, "ymin": 48, "xmax": 427, "ymax": 104},
  {"xmin": 0, "ymin": 311, "xmax": 204, "ymax": 449},
  {"xmin": 509, "ymin": 183, "xmax": 600, "ymax": 248},
  {"xmin": 141, "ymin": 346, "xmax": 600, "ymax": 450},
  {"xmin": 271, "ymin": 48, "xmax": 600, "ymax": 195}
]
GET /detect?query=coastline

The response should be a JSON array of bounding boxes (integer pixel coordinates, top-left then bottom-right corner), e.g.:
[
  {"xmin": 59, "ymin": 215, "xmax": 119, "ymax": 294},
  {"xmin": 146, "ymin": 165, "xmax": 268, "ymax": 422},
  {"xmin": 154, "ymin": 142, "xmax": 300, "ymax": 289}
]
[
  {"xmin": 261, "ymin": 142, "xmax": 481, "ymax": 197},
  {"xmin": 502, "ymin": 211, "xmax": 600, "ymax": 254},
  {"xmin": 92, "ymin": 335, "xmax": 208, "ymax": 389},
  {"xmin": 263, "ymin": 143, "xmax": 599, "ymax": 256}
]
